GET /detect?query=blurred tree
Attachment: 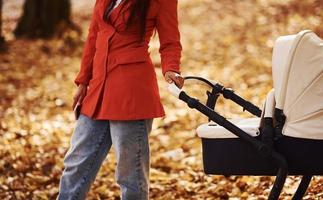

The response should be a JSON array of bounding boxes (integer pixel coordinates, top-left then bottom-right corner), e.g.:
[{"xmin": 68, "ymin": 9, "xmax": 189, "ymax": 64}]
[
  {"xmin": 14, "ymin": 0, "xmax": 73, "ymax": 38},
  {"xmin": 0, "ymin": 0, "xmax": 5, "ymax": 48}
]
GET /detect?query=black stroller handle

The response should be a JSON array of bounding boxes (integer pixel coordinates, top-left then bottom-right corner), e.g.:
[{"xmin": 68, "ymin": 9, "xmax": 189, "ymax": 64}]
[{"xmin": 183, "ymin": 76, "xmax": 262, "ymax": 117}]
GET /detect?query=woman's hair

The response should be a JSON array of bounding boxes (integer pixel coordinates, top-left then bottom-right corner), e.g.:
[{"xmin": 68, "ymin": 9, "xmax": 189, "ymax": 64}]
[{"xmin": 103, "ymin": 0, "xmax": 150, "ymax": 40}]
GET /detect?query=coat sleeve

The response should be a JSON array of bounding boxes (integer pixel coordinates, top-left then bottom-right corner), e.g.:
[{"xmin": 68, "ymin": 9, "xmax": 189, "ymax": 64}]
[
  {"xmin": 74, "ymin": 1, "xmax": 99, "ymax": 86},
  {"xmin": 156, "ymin": 0, "xmax": 182, "ymax": 76}
]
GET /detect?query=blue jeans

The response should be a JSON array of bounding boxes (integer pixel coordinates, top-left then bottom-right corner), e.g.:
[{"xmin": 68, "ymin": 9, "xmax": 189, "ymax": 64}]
[{"xmin": 57, "ymin": 114, "xmax": 153, "ymax": 200}]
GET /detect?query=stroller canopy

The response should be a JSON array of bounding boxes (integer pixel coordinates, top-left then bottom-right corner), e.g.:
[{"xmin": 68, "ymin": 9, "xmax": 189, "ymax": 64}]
[{"xmin": 272, "ymin": 30, "xmax": 323, "ymax": 139}]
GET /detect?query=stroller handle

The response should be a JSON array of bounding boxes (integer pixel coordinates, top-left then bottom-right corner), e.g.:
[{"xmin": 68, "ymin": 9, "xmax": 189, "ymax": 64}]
[{"xmin": 168, "ymin": 76, "xmax": 262, "ymax": 117}]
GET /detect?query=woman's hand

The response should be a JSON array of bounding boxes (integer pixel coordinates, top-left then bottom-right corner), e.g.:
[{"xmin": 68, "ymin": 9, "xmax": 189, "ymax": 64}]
[
  {"xmin": 164, "ymin": 71, "xmax": 184, "ymax": 89},
  {"xmin": 72, "ymin": 84, "xmax": 87, "ymax": 110}
]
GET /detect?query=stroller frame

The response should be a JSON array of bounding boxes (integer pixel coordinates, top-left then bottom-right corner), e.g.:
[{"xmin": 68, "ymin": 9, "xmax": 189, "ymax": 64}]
[{"xmin": 170, "ymin": 76, "xmax": 313, "ymax": 200}]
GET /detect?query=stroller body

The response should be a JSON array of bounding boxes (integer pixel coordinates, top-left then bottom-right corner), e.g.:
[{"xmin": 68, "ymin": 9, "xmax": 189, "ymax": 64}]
[{"xmin": 168, "ymin": 30, "xmax": 323, "ymax": 199}]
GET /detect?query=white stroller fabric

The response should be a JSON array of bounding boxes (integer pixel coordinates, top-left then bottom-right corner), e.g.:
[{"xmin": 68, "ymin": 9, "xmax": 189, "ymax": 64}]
[
  {"xmin": 197, "ymin": 30, "xmax": 323, "ymax": 140},
  {"xmin": 272, "ymin": 30, "xmax": 323, "ymax": 139},
  {"xmin": 196, "ymin": 118, "xmax": 260, "ymax": 138},
  {"xmin": 196, "ymin": 89, "xmax": 275, "ymax": 139}
]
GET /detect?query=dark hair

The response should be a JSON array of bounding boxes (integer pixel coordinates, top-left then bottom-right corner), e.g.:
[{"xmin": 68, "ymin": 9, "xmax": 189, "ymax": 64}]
[{"xmin": 103, "ymin": 0, "xmax": 150, "ymax": 40}]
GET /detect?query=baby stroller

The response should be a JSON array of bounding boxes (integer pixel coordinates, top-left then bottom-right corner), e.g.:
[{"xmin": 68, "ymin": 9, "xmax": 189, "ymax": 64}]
[{"xmin": 168, "ymin": 30, "xmax": 323, "ymax": 200}]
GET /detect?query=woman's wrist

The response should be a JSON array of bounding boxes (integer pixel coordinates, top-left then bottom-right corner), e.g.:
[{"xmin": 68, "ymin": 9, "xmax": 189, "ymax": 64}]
[{"xmin": 164, "ymin": 71, "xmax": 184, "ymax": 88}]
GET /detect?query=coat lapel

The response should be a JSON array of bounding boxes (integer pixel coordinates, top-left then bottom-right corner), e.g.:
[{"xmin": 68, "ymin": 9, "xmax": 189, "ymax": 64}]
[
  {"xmin": 109, "ymin": 0, "xmax": 131, "ymax": 26},
  {"xmin": 99, "ymin": 0, "xmax": 131, "ymax": 29}
]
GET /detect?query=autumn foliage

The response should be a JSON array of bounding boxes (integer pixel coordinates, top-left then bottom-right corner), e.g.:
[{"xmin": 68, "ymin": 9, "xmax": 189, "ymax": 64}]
[{"xmin": 0, "ymin": 0, "xmax": 322, "ymax": 199}]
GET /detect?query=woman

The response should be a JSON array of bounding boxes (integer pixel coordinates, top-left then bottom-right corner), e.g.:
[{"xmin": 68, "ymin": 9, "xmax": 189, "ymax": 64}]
[{"xmin": 57, "ymin": 0, "xmax": 183, "ymax": 199}]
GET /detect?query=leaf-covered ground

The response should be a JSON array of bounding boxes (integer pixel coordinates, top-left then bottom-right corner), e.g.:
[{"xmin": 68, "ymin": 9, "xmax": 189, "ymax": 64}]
[{"xmin": 0, "ymin": 0, "xmax": 322, "ymax": 199}]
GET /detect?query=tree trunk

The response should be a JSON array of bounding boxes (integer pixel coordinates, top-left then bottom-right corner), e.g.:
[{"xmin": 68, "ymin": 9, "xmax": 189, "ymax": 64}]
[
  {"xmin": 14, "ymin": 0, "xmax": 71, "ymax": 38},
  {"xmin": 0, "ymin": 0, "xmax": 5, "ymax": 48}
]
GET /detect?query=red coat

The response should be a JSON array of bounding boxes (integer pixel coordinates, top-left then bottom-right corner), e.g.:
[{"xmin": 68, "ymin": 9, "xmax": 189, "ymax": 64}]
[{"xmin": 74, "ymin": 0, "xmax": 182, "ymax": 120}]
